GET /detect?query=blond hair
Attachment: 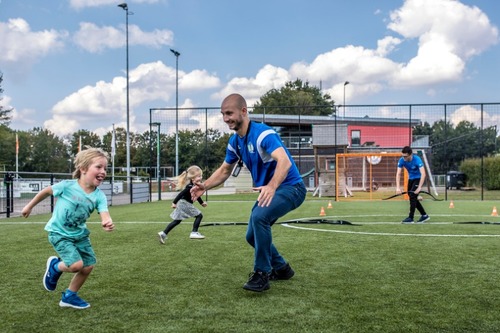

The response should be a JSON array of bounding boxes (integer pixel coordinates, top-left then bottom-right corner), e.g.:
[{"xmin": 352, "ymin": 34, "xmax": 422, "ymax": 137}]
[
  {"xmin": 176, "ymin": 165, "xmax": 203, "ymax": 189},
  {"xmin": 72, "ymin": 148, "xmax": 109, "ymax": 179}
]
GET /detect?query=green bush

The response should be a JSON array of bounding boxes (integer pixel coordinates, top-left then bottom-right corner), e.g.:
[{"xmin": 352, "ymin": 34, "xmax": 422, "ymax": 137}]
[{"xmin": 460, "ymin": 156, "xmax": 500, "ymax": 190}]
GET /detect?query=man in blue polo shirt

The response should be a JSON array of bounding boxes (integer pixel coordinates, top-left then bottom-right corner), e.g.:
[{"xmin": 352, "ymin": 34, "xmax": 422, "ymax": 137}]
[
  {"xmin": 191, "ymin": 93, "xmax": 307, "ymax": 292},
  {"xmin": 396, "ymin": 146, "xmax": 430, "ymax": 224}
]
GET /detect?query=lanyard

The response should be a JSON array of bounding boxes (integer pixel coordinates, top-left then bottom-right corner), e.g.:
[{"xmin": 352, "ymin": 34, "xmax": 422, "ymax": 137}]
[{"xmin": 235, "ymin": 121, "xmax": 252, "ymax": 167}]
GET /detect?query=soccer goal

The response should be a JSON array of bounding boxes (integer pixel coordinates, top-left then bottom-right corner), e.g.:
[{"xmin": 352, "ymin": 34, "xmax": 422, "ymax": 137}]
[{"xmin": 335, "ymin": 152, "xmax": 406, "ymax": 201}]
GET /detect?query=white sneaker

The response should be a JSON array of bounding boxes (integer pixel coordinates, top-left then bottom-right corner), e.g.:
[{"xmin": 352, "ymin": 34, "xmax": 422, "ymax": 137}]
[
  {"xmin": 190, "ymin": 232, "xmax": 205, "ymax": 239},
  {"xmin": 158, "ymin": 232, "xmax": 167, "ymax": 244}
]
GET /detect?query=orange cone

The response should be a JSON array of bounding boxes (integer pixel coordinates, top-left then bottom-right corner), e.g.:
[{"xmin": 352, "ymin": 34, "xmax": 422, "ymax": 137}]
[
  {"xmin": 319, "ymin": 207, "xmax": 326, "ymax": 216},
  {"xmin": 327, "ymin": 201, "xmax": 333, "ymax": 209},
  {"xmin": 449, "ymin": 201, "xmax": 454, "ymax": 209},
  {"xmin": 492, "ymin": 206, "xmax": 498, "ymax": 217}
]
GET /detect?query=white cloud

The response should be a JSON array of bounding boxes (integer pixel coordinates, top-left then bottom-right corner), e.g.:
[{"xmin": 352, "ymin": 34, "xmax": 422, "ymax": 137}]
[
  {"xmin": 73, "ymin": 22, "xmax": 174, "ymax": 53},
  {"xmin": 388, "ymin": 0, "xmax": 498, "ymax": 86},
  {"xmin": 0, "ymin": 95, "xmax": 12, "ymax": 110},
  {"xmin": 44, "ymin": 61, "xmax": 220, "ymax": 135},
  {"xmin": 181, "ymin": 70, "xmax": 221, "ymax": 90},
  {"xmin": 0, "ymin": 18, "xmax": 67, "ymax": 66},
  {"xmin": 376, "ymin": 36, "xmax": 402, "ymax": 57},
  {"xmin": 212, "ymin": 64, "xmax": 290, "ymax": 107},
  {"xmin": 216, "ymin": 0, "xmax": 498, "ymax": 105},
  {"xmin": 128, "ymin": 25, "xmax": 174, "ymax": 48}
]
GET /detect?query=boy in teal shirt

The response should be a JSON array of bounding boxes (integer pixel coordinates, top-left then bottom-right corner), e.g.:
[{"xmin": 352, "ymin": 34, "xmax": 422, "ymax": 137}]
[{"xmin": 22, "ymin": 148, "xmax": 114, "ymax": 309}]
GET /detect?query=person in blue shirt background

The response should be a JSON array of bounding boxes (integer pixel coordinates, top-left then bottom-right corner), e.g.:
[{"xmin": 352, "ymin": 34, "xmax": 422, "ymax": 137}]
[
  {"xmin": 22, "ymin": 148, "xmax": 114, "ymax": 309},
  {"xmin": 191, "ymin": 93, "xmax": 307, "ymax": 292},
  {"xmin": 396, "ymin": 146, "xmax": 430, "ymax": 224}
]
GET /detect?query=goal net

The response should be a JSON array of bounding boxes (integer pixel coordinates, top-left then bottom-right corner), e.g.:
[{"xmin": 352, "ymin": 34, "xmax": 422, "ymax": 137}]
[{"xmin": 335, "ymin": 152, "xmax": 407, "ymax": 201}]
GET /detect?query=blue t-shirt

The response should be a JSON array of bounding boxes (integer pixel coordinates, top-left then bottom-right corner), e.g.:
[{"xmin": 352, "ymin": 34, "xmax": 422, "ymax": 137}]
[
  {"xmin": 44, "ymin": 179, "xmax": 109, "ymax": 237},
  {"xmin": 225, "ymin": 121, "xmax": 303, "ymax": 187},
  {"xmin": 397, "ymin": 154, "xmax": 424, "ymax": 180}
]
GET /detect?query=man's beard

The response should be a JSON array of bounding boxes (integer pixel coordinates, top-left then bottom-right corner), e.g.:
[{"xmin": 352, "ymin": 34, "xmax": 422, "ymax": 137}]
[{"xmin": 229, "ymin": 118, "xmax": 244, "ymax": 132}]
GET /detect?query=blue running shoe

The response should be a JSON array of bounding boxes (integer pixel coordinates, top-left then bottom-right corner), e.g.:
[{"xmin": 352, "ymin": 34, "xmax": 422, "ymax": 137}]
[
  {"xmin": 43, "ymin": 256, "xmax": 62, "ymax": 291},
  {"xmin": 401, "ymin": 217, "xmax": 414, "ymax": 224},
  {"xmin": 417, "ymin": 215, "xmax": 430, "ymax": 223},
  {"xmin": 59, "ymin": 292, "xmax": 90, "ymax": 309}
]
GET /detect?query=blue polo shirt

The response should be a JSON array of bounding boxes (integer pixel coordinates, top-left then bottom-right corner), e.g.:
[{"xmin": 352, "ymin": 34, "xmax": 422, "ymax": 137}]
[
  {"xmin": 398, "ymin": 154, "xmax": 424, "ymax": 180},
  {"xmin": 225, "ymin": 121, "xmax": 303, "ymax": 187}
]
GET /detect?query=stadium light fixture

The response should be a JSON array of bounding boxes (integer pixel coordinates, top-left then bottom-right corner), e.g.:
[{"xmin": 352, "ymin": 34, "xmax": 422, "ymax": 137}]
[{"xmin": 343, "ymin": 81, "xmax": 349, "ymax": 118}]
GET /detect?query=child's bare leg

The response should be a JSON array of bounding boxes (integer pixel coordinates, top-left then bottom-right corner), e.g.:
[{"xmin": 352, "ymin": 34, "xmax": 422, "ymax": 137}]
[
  {"xmin": 57, "ymin": 260, "xmax": 93, "ymax": 292},
  {"xmin": 68, "ymin": 265, "xmax": 94, "ymax": 292}
]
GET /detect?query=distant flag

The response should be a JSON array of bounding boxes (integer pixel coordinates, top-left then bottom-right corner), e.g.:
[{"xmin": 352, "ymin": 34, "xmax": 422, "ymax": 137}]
[
  {"xmin": 15, "ymin": 132, "xmax": 19, "ymax": 178},
  {"xmin": 111, "ymin": 125, "xmax": 116, "ymax": 157}
]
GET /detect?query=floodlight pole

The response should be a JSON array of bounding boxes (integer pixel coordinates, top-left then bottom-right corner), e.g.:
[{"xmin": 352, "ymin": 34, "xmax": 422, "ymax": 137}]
[
  {"xmin": 118, "ymin": 3, "xmax": 132, "ymax": 197},
  {"xmin": 170, "ymin": 48, "xmax": 180, "ymax": 176},
  {"xmin": 150, "ymin": 122, "xmax": 161, "ymax": 201}
]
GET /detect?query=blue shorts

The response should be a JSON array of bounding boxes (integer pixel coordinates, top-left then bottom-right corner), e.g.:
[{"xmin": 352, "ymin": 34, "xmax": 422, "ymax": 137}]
[{"xmin": 48, "ymin": 231, "xmax": 97, "ymax": 267}]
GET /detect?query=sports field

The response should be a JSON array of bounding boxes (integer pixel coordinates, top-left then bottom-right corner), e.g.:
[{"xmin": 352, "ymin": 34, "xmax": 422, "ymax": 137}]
[{"xmin": 2, "ymin": 194, "xmax": 500, "ymax": 333}]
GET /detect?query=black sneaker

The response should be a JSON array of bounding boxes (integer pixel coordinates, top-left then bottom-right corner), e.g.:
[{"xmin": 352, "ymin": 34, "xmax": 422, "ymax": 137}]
[
  {"xmin": 243, "ymin": 271, "xmax": 270, "ymax": 292},
  {"xmin": 270, "ymin": 263, "xmax": 295, "ymax": 281}
]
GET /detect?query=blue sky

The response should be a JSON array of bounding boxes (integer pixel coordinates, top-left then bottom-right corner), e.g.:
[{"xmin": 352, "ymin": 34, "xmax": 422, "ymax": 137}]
[{"xmin": 0, "ymin": 0, "xmax": 499, "ymax": 137}]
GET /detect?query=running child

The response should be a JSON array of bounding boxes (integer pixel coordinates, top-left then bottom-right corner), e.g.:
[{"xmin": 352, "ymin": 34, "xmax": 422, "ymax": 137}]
[
  {"xmin": 158, "ymin": 165, "xmax": 207, "ymax": 243},
  {"xmin": 21, "ymin": 148, "xmax": 114, "ymax": 309}
]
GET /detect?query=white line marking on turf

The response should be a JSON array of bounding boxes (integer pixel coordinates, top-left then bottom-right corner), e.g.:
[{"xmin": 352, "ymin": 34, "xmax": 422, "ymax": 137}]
[
  {"xmin": 280, "ymin": 223, "xmax": 500, "ymax": 237},
  {"xmin": 4, "ymin": 219, "xmax": 500, "ymax": 238}
]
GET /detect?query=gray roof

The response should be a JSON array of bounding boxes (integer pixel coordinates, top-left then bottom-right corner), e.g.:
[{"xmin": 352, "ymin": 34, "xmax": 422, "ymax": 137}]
[{"xmin": 249, "ymin": 113, "xmax": 419, "ymax": 126}]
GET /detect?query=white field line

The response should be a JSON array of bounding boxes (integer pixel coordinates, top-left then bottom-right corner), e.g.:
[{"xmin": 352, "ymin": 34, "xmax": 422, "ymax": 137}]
[{"xmin": 3, "ymin": 214, "xmax": 500, "ymax": 238}]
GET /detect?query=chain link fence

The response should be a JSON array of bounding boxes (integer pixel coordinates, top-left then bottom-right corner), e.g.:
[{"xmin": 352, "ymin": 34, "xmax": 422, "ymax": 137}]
[{"xmin": 150, "ymin": 102, "xmax": 500, "ymax": 201}]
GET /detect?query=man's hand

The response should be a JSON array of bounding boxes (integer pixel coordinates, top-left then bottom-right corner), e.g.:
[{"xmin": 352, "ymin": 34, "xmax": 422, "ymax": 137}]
[
  {"xmin": 254, "ymin": 185, "xmax": 276, "ymax": 207},
  {"xmin": 191, "ymin": 183, "xmax": 206, "ymax": 202}
]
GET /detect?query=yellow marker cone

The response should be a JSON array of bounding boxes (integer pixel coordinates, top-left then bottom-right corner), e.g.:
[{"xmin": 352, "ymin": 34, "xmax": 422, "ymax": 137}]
[
  {"xmin": 327, "ymin": 201, "xmax": 333, "ymax": 209},
  {"xmin": 319, "ymin": 207, "xmax": 326, "ymax": 216},
  {"xmin": 449, "ymin": 201, "xmax": 454, "ymax": 209},
  {"xmin": 492, "ymin": 206, "xmax": 498, "ymax": 217}
]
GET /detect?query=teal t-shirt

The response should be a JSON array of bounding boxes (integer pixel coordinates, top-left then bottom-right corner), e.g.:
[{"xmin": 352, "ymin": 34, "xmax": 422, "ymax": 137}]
[{"xmin": 44, "ymin": 179, "xmax": 108, "ymax": 237}]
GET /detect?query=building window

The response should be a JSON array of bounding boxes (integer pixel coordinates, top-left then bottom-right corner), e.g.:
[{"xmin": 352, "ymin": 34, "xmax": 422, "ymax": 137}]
[{"xmin": 351, "ymin": 130, "xmax": 361, "ymax": 146}]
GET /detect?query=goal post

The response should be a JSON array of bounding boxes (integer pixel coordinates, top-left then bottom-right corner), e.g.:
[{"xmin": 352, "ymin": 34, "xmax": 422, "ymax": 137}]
[{"xmin": 335, "ymin": 152, "xmax": 408, "ymax": 201}]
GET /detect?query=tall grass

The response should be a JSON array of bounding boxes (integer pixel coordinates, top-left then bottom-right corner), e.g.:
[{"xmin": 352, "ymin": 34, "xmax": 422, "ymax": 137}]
[{"xmin": 2, "ymin": 196, "xmax": 500, "ymax": 332}]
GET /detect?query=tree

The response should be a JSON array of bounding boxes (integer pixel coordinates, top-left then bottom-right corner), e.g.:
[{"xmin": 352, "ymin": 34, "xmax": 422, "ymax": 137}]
[
  {"xmin": 0, "ymin": 125, "xmax": 15, "ymax": 170},
  {"xmin": 134, "ymin": 130, "xmax": 156, "ymax": 172},
  {"xmin": 0, "ymin": 72, "xmax": 13, "ymax": 125},
  {"xmin": 428, "ymin": 120, "xmax": 497, "ymax": 173},
  {"xmin": 110, "ymin": 127, "xmax": 127, "ymax": 173},
  {"xmin": 69, "ymin": 130, "xmax": 103, "ymax": 155},
  {"xmin": 24, "ymin": 127, "xmax": 70, "ymax": 173},
  {"xmin": 253, "ymin": 79, "xmax": 333, "ymax": 116},
  {"xmin": 413, "ymin": 121, "xmax": 433, "ymax": 138}
]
